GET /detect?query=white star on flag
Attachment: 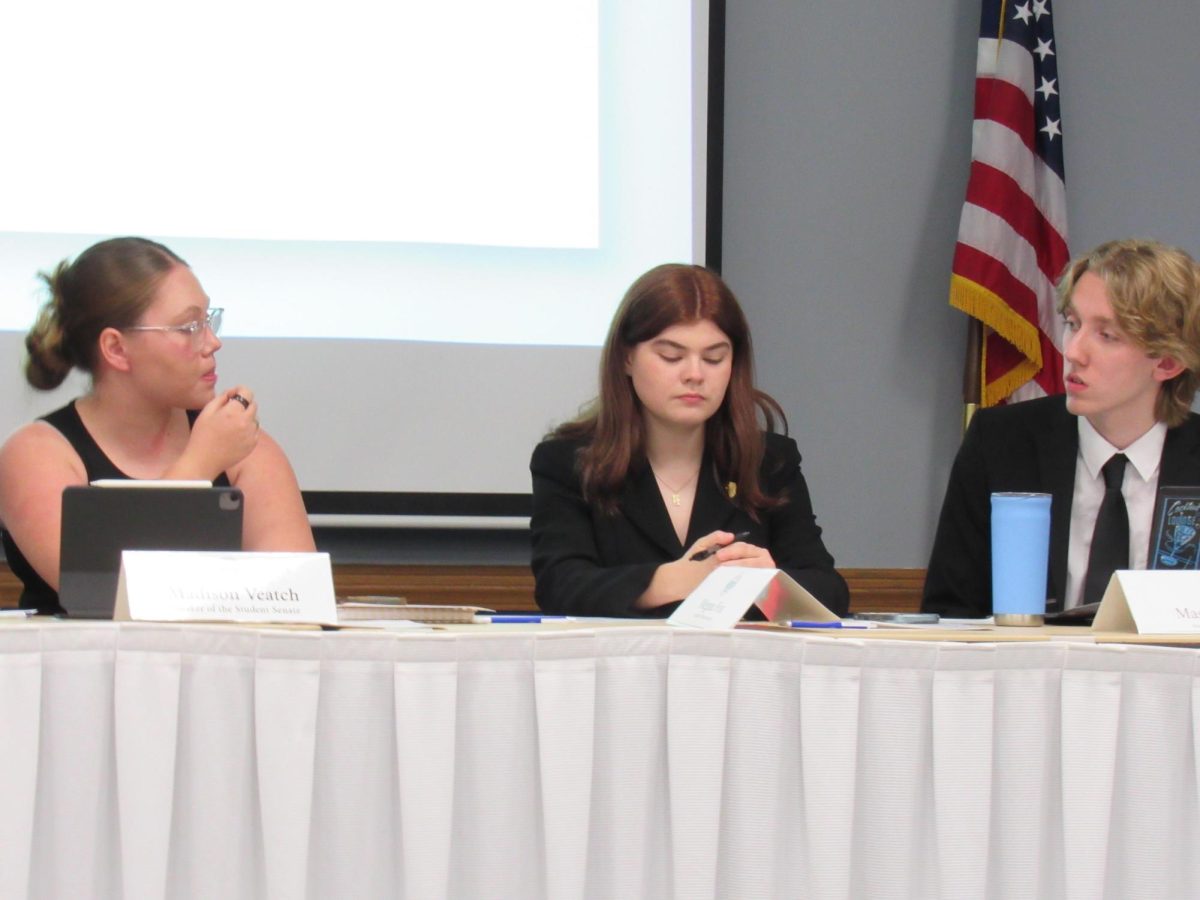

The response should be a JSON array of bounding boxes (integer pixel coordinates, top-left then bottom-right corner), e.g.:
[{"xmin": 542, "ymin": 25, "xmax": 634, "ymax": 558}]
[
  {"xmin": 1036, "ymin": 76, "xmax": 1058, "ymax": 100},
  {"xmin": 1013, "ymin": 2, "xmax": 1033, "ymax": 24},
  {"xmin": 1032, "ymin": 0, "xmax": 1050, "ymax": 19},
  {"xmin": 1040, "ymin": 117, "xmax": 1062, "ymax": 140},
  {"xmin": 1034, "ymin": 37, "xmax": 1055, "ymax": 60}
]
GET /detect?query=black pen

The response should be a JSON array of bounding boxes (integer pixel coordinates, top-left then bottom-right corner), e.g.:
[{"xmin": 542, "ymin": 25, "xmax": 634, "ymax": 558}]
[{"xmin": 690, "ymin": 531, "xmax": 751, "ymax": 561}]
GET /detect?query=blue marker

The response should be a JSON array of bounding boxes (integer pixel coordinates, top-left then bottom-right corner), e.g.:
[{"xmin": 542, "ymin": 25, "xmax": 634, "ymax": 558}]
[
  {"xmin": 787, "ymin": 620, "xmax": 870, "ymax": 629},
  {"xmin": 478, "ymin": 614, "xmax": 572, "ymax": 624}
]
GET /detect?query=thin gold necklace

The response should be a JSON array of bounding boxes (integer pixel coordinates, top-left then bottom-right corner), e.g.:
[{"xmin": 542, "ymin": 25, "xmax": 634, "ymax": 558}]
[{"xmin": 652, "ymin": 468, "xmax": 699, "ymax": 506}]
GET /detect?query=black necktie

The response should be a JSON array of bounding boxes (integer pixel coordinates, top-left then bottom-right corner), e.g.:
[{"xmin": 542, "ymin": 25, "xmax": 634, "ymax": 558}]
[{"xmin": 1083, "ymin": 453, "xmax": 1129, "ymax": 606}]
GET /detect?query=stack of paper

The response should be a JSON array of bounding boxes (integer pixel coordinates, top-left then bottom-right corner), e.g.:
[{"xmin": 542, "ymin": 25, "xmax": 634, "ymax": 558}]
[{"xmin": 336, "ymin": 596, "xmax": 495, "ymax": 625}]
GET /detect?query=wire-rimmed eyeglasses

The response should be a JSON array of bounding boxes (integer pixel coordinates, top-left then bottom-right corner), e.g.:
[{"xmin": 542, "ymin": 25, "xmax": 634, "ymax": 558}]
[{"xmin": 123, "ymin": 307, "xmax": 223, "ymax": 343}]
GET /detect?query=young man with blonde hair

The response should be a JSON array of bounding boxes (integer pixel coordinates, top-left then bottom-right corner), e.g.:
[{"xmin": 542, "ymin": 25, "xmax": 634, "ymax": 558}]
[{"xmin": 923, "ymin": 238, "xmax": 1200, "ymax": 618}]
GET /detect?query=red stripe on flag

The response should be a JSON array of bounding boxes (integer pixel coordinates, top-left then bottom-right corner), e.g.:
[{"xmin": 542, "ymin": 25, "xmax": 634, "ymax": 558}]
[
  {"xmin": 973, "ymin": 77, "xmax": 1035, "ymax": 152},
  {"xmin": 964, "ymin": 162, "xmax": 1070, "ymax": 280},
  {"xmin": 952, "ymin": 242, "xmax": 1042, "ymax": 323}
]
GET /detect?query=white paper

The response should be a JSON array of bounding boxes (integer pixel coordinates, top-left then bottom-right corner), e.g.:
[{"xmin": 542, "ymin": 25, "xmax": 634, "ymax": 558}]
[
  {"xmin": 668, "ymin": 566, "xmax": 837, "ymax": 629},
  {"xmin": 339, "ymin": 620, "xmax": 434, "ymax": 631},
  {"xmin": 668, "ymin": 567, "xmax": 778, "ymax": 629}
]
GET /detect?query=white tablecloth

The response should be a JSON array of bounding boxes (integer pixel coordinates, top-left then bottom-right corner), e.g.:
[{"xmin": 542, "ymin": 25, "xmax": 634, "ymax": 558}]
[{"xmin": 1, "ymin": 623, "xmax": 1197, "ymax": 900}]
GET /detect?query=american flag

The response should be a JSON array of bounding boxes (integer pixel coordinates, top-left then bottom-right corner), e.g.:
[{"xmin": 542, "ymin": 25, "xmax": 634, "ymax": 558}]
[{"xmin": 950, "ymin": 0, "xmax": 1068, "ymax": 405}]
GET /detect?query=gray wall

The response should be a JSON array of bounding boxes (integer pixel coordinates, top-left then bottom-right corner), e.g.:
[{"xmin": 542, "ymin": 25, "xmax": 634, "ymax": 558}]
[{"xmin": 721, "ymin": 0, "xmax": 1200, "ymax": 568}]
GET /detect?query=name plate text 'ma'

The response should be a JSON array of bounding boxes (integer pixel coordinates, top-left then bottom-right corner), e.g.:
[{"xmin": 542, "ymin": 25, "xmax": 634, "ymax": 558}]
[{"xmin": 1093, "ymin": 569, "xmax": 1200, "ymax": 634}]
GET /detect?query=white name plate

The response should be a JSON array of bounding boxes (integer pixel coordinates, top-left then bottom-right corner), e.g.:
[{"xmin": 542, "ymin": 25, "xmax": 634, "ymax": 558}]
[
  {"xmin": 115, "ymin": 551, "xmax": 338, "ymax": 625},
  {"xmin": 668, "ymin": 566, "xmax": 838, "ymax": 630},
  {"xmin": 1093, "ymin": 570, "xmax": 1200, "ymax": 634}
]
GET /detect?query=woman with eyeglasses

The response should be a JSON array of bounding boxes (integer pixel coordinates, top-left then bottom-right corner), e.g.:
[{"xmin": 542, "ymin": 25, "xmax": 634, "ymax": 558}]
[{"xmin": 0, "ymin": 236, "xmax": 314, "ymax": 613}]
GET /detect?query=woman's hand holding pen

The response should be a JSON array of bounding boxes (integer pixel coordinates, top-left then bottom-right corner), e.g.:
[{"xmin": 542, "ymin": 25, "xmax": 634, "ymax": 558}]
[
  {"xmin": 635, "ymin": 530, "xmax": 730, "ymax": 609},
  {"xmin": 698, "ymin": 533, "xmax": 776, "ymax": 569},
  {"xmin": 635, "ymin": 530, "xmax": 770, "ymax": 609}
]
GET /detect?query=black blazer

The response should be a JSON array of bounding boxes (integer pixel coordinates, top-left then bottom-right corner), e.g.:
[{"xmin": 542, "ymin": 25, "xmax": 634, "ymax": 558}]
[
  {"xmin": 922, "ymin": 395, "xmax": 1200, "ymax": 618},
  {"xmin": 529, "ymin": 432, "xmax": 849, "ymax": 618}
]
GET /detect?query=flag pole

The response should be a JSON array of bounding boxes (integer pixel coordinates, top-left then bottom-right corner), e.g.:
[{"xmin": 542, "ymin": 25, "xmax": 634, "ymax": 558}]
[{"xmin": 962, "ymin": 317, "xmax": 982, "ymax": 433}]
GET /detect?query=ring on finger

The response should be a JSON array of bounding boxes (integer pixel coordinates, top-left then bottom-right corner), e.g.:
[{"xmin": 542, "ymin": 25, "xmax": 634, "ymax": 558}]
[{"xmin": 231, "ymin": 393, "xmax": 251, "ymax": 410}]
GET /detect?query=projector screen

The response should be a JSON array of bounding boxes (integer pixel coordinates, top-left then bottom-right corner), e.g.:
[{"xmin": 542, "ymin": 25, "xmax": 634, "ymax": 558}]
[{"xmin": 0, "ymin": 0, "xmax": 720, "ymax": 513}]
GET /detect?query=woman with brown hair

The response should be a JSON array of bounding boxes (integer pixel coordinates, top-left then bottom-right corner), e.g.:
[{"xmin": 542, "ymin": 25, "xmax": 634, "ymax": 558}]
[
  {"xmin": 529, "ymin": 263, "xmax": 848, "ymax": 618},
  {"xmin": 0, "ymin": 236, "xmax": 314, "ymax": 613}
]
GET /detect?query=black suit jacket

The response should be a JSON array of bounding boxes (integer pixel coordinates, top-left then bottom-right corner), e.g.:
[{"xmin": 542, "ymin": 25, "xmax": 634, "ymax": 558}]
[
  {"xmin": 922, "ymin": 395, "xmax": 1200, "ymax": 618},
  {"xmin": 529, "ymin": 432, "xmax": 849, "ymax": 618}
]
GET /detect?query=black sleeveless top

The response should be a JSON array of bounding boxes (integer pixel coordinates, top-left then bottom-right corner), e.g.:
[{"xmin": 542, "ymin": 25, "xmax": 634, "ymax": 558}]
[{"xmin": 1, "ymin": 401, "xmax": 231, "ymax": 614}]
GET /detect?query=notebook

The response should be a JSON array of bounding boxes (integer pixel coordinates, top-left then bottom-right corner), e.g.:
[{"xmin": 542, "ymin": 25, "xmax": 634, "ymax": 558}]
[{"xmin": 58, "ymin": 484, "xmax": 244, "ymax": 618}]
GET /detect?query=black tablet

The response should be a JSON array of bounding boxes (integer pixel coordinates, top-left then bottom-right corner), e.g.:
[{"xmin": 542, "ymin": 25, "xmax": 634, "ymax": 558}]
[{"xmin": 58, "ymin": 484, "xmax": 243, "ymax": 618}]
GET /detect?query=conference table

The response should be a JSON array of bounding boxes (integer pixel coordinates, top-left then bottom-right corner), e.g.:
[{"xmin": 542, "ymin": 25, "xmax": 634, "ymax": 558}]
[{"xmin": 2, "ymin": 619, "xmax": 1198, "ymax": 900}]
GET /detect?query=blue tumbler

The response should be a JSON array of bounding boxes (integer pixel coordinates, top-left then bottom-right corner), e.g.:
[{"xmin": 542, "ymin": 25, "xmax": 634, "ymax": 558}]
[{"xmin": 991, "ymin": 492, "xmax": 1052, "ymax": 626}]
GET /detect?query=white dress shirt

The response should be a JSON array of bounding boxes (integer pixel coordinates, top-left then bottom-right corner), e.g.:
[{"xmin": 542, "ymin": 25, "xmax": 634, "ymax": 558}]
[{"xmin": 1064, "ymin": 417, "xmax": 1166, "ymax": 608}]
